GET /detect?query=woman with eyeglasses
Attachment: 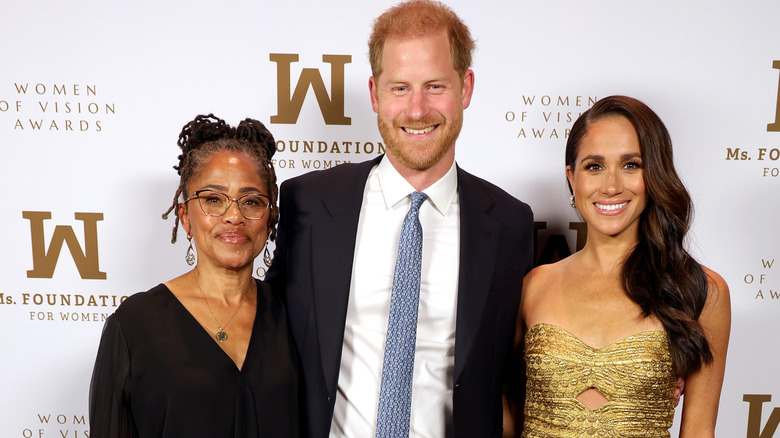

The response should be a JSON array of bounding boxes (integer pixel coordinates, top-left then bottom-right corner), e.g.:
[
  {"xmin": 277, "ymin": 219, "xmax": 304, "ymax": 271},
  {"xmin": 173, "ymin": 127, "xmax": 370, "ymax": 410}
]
[{"xmin": 89, "ymin": 114, "xmax": 298, "ymax": 437}]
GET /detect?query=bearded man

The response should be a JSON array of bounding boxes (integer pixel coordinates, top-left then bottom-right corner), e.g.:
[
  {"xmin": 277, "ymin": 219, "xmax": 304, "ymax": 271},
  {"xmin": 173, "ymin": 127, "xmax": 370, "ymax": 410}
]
[{"xmin": 266, "ymin": 1, "xmax": 534, "ymax": 437}]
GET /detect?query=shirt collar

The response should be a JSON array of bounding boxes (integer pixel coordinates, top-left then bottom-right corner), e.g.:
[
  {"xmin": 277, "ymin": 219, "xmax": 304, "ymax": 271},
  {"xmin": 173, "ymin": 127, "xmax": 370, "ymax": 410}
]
[{"xmin": 376, "ymin": 155, "xmax": 458, "ymax": 216}]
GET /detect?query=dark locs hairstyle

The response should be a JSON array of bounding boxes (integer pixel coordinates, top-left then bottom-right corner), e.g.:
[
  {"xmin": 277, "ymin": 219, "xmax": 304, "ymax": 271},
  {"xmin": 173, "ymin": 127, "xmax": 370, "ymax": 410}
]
[
  {"xmin": 565, "ymin": 95, "xmax": 712, "ymax": 377},
  {"xmin": 161, "ymin": 114, "xmax": 278, "ymax": 244}
]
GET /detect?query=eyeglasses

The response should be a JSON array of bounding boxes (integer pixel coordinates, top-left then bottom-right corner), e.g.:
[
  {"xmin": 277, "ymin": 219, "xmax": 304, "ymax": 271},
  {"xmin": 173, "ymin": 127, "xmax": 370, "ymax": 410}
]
[{"xmin": 185, "ymin": 190, "xmax": 271, "ymax": 220}]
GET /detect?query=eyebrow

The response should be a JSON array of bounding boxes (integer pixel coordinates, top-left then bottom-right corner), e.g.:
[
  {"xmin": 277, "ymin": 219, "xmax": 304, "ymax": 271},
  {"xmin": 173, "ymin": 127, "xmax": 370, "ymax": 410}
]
[
  {"xmin": 579, "ymin": 152, "xmax": 642, "ymax": 162},
  {"xmin": 199, "ymin": 184, "xmax": 264, "ymax": 193},
  {"xmin": 386, "ymin": 76, "xmax": 450, "ymax": 86}
]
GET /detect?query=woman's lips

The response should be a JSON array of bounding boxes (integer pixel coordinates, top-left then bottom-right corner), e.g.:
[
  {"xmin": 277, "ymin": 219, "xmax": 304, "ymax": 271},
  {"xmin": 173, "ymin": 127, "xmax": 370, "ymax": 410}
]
[{"xmin": 594, "ymin": 201, "xmax": 628, "ymax": 215}]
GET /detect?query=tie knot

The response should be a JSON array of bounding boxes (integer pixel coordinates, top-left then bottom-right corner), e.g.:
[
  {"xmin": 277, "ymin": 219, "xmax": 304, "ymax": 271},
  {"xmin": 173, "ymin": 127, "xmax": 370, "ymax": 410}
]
[{"xmin": 409, "ymin": 191, "xmax": 427, "ymax": 211}]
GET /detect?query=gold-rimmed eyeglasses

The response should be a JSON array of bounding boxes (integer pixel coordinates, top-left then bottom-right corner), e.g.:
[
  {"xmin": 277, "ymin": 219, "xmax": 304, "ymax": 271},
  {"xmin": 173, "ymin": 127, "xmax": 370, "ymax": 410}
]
[{"xmin": 185, "ymin": 190, "xmax": 271, "ymax": 220}]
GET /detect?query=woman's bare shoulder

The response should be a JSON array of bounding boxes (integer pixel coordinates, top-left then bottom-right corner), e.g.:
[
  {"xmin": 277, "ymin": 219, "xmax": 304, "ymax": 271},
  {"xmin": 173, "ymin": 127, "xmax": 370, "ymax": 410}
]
[
  {"xmin": 521, "ymin": 258, "xmax": 572, "ymax": 317},
  {"xmin": 524, "ymin": 257, "xmax": 574, "ymax": 288},
  {"xmin": 701, "ymin": 265, "xmax": 730, "ymax": 306}
]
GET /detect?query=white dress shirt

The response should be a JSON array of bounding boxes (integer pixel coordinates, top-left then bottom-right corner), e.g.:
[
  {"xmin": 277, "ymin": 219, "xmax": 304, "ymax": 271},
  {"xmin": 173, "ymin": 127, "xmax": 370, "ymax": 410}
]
[{"xmin": 330, "ymin": 156, "xmax": 460, "ymax": 438}]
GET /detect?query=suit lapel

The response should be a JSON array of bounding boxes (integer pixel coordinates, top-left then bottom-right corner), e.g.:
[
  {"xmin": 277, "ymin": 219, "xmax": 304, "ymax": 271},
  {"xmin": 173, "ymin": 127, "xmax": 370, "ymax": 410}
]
[
  {"xmin": 454, "ymin": 168, "xmax": 501, "ymax": 381},
  {"xmin": 311, "ymin": 157, "xmax": 382, "ymax": 395}
]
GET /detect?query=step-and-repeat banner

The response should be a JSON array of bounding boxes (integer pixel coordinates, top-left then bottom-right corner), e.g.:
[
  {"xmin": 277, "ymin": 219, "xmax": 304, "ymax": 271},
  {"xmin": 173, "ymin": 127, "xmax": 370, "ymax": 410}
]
[{"xmin": 1, "ymin": 1, "xmax": 778, "ymax": 436}]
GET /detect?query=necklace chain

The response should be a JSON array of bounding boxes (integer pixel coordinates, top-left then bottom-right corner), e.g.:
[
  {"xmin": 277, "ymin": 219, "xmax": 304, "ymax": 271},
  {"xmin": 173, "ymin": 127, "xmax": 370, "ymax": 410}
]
[{"xmin": 195, "ymin": 273, "xmax": 248, "ymax": 343}]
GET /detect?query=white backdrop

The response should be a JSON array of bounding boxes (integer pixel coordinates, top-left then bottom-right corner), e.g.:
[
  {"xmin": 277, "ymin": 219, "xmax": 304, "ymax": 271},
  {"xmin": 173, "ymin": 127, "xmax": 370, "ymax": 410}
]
[{"xmin": 1, "ymin": 1, "xmax": 778, "ymax": 436}]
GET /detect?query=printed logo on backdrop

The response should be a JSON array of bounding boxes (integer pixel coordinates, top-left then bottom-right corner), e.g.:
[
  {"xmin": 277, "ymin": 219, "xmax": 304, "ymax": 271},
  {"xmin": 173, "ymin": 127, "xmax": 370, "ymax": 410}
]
[
  {"xmin": 20, "ymin": 413, "xmax": 88, "ymax": 438},
  {"xmin": 744, "ymin": 394, "xmax": 780, "ymax": 438},
  {"xmin": 742, "ymin": 257, "xmax": 778, "ymax": 301},
  {"xmin": 533, "ymin": 221, "xmax": 587, "ymax": 266},
  {"xmin": 504, "ymin": 95, "xmax": 597, "ymax": 140},
  {"xmin": 269, "ymin": 53, "xmax": 383, "ymax": 171},
  {"xmin": 725, "ymin": 60, "xmax": 780, "ymax": 178},
  {"xmin": 271, "ymin": 54, "xmax": 352, "ymax": 125},
  {"xmin": 0, "ymin": 211, "xmax": 126, "ymax": 324},
  {"xmin": 768, "ymin": 60, "xmax": 780, "ymax": 133},
  {"xmin": 0, "ymin": 82, "xmax": 116, "ymax": 132},
  {"xmin": 25, "ymin": 211, "xmax": 106, "ymax": 279}
]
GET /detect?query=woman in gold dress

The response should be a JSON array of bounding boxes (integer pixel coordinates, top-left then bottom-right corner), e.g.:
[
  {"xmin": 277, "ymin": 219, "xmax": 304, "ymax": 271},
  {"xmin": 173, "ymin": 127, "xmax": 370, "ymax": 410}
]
[{"xmin": 520, "ymin": 96, "xmax": 730, "ymax": 436}]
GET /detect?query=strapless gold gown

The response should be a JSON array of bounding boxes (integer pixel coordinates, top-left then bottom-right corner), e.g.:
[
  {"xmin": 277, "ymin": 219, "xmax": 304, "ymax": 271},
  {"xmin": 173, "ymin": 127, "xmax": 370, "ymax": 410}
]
[{"xmin": 523, "ymin": 323, "xmax": 676, "ymax": 437}]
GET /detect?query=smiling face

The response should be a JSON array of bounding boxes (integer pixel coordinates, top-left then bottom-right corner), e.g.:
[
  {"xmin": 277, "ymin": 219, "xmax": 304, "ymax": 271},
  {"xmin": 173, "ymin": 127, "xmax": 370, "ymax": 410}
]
[
  {"xmin": 179, "ymin": 150, "xmax": 270, "ymax": 272},
  {"xmin": 567, "ymin": 115, "xmax": 648, "ymax": 241},
  {"xmin": 369, "ymin": 31, "xmax": 474, "ymax": 177}
]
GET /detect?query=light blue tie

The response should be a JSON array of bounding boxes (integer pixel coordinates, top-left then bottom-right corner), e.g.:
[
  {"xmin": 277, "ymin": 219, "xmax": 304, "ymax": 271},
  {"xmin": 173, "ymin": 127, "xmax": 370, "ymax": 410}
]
[{"xmin": 376, "ymin": 191, "xmax": 427, "ymax": 438}]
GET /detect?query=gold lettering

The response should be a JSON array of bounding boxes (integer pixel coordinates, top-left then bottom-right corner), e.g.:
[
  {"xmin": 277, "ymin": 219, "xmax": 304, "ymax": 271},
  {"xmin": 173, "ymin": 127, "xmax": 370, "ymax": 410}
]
[
  {"xmin": 270, "ymin": 53, "xmax": 352, "ymax": 125},
  {"xmin": 744, "ymin": 394, "xmax": 780, "ymax": 438},
  {"xmin": 24, "ymin": 211, "xmax": 107, "ymax": 279},
  {"xmin": 769, "ymin": 60, "xmax": 780, "ymax": 132}
]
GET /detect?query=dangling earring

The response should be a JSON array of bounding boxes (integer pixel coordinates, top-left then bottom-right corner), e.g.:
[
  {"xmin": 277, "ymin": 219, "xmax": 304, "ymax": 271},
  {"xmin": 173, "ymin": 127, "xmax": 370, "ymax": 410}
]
[
  {"xmin": 569, "ymin": 195, "xmax": 576, "ymax": 208},
  {"xmin": 186, "ymin": 235, "xmax": 196, "ymax": 266},
  {"xmin": 263, "ymin": 242, "xmax": 273, "ymax": 267}
]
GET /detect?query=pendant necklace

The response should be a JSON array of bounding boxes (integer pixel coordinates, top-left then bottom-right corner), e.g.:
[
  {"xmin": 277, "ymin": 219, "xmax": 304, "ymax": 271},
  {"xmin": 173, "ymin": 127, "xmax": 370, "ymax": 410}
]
[{"xmin": 195, "ymin": 275, "xmax": 247, "ymax": 342}]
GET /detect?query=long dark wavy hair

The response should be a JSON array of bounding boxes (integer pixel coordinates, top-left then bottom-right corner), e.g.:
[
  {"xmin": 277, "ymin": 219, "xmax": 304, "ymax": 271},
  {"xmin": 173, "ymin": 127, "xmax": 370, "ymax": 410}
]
[
  {"xmin": 162, "ymin": 114, "xmax": 279, "ymax": 244},
  {"xmin": 565, "ymin": 95, "xmax": 712, "ymax": 377}
]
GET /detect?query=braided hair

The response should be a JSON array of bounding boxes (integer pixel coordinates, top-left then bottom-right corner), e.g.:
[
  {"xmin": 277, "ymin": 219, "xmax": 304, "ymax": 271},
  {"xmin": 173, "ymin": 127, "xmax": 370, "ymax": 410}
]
[{"xmin": 162, "ymin": 114, "xmax": 278, "ymax": 244}]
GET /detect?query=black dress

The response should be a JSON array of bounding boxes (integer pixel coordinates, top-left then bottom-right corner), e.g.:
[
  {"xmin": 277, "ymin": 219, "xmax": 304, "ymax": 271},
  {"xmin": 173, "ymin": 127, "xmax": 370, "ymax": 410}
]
[{"xmin": 89, "ymin": 280, "xmax": 298, "ymax": 438}]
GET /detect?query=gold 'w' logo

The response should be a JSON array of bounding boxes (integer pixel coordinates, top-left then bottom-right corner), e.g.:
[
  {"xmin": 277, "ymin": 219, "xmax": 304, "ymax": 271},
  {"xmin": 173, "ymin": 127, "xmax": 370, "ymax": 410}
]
[
  {"xmin": 270, "ymin": 54, "xmax": 352, "ymax": 125},
  {"xmin": 770, "ymin": 60, "xmax": 780, "ymax": 132},
  {"xmin": 24, "ymin": 211, "xmax": 106, "ymax": 279},
  {"xmin": 744, "ymin": 394, "xmax": 780, "ymax": 438}
]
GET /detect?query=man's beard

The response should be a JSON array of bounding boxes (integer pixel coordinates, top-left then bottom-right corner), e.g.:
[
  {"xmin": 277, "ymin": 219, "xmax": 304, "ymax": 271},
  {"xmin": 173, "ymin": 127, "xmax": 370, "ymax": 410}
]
[{"xmin": 377, "ymin": 109, "xmax": 463, "ymax": 171}]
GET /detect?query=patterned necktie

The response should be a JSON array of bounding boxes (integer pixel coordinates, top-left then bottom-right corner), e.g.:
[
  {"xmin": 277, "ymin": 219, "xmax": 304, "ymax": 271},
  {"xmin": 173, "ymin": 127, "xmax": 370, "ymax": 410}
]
[{"xmin": 376, "ymin": 191, "xmax": 427, "ymax": 438}]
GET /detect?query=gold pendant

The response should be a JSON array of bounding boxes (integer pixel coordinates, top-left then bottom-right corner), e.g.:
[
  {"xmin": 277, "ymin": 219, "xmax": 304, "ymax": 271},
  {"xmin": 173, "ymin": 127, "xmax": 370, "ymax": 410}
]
[{"xmin": 216, "ymin": 328, "xmax": 228, "ymax": 342}]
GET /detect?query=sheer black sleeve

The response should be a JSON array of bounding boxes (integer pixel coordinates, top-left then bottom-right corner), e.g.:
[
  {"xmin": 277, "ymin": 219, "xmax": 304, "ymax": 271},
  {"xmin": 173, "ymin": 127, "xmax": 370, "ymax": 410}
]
[{"xmin": 89, "ymin": 314, "xmax": 133, "ymax": 438}]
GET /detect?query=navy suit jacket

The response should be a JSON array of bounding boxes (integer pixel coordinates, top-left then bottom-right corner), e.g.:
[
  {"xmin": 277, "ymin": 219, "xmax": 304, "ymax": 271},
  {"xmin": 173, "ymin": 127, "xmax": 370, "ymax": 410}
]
[{"xmin": 266, "ymin": 156, "xmax": 534, "ymax": 437}]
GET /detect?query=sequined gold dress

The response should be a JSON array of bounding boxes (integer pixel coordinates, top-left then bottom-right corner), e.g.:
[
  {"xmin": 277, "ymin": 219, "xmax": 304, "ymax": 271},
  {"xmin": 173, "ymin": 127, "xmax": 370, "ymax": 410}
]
[{"xmin": 523, "ymin": 323, "xmax": 676, "ymax": 437}]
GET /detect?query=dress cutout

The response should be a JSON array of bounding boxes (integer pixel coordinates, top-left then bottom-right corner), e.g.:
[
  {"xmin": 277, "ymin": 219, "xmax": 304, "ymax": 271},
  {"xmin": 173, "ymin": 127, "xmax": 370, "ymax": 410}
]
[{"xmin": 523, "ymin": 323, "xmax": 676, "ymax": 437}]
